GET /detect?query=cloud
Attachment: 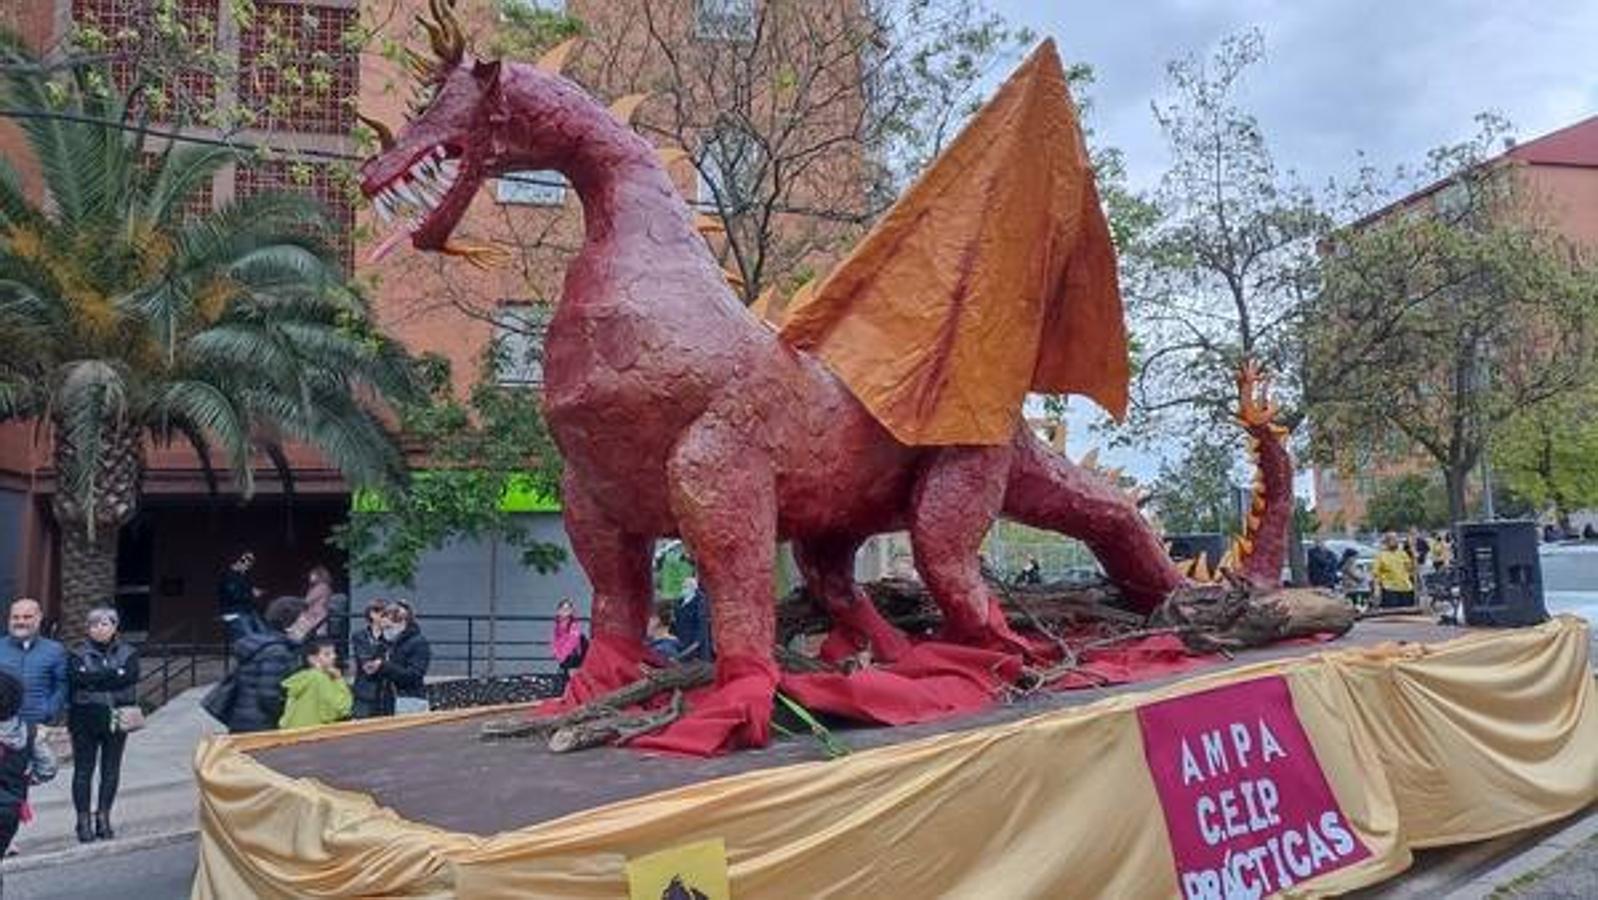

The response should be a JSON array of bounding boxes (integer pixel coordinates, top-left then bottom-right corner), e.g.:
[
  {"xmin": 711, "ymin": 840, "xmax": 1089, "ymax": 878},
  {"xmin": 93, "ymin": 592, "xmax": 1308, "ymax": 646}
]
[{"xmin": 994, "ymin": 0, "xmax": 1598, "ymax": 190}]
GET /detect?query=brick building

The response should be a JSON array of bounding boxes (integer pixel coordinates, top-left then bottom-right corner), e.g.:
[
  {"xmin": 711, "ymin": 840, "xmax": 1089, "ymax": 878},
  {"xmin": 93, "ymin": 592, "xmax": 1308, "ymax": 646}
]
[
  {"xmin": 0, "ymin": 0, "xmax": 869, "ymax": 653},
  {"xmin": 1314, "ymin": 115, "xmax": 1598, "ymax": 532}
]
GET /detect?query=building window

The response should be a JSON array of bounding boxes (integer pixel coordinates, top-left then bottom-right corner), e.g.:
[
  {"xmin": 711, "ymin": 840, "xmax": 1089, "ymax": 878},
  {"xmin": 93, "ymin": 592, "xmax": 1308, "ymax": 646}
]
[
  {"xmin": 72, "ymin": 0, "xmax": 220, "ymax": 120},
  {"xmin": 496, "ymin": 170, "xmax": 568, "ymax": 206},
  {"xmin": 696, "ymin": 0, "xmax": 756, "ymax": 41},
  {"xmin": 494, "ymin": 303, "xmax": 549, "ymax": 386},
  {"xmin": 1435, "ymin": 181, "xmax": 1470, "ymax": 221},
  {"xmin": 697, "ymin": 126, "xmax": 762, "ymax": 209},
  {"xmin": 237, "ymin": 2, "xmax": 358, "ymax": 134}
]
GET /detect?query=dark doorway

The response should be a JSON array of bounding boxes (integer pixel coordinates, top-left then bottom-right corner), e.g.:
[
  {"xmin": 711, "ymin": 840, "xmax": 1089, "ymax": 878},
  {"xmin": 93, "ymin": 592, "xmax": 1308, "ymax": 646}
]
[{"xmin": 140, "ymin": 495, "xmax": 349, "ymax": 640}]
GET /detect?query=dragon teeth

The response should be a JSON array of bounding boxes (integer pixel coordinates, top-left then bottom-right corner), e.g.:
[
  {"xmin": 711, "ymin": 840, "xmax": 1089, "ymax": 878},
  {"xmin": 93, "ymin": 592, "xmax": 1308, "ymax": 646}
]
[{"xmin": 393, "ymin": 181, "xmax": 422, "ymax": 206}]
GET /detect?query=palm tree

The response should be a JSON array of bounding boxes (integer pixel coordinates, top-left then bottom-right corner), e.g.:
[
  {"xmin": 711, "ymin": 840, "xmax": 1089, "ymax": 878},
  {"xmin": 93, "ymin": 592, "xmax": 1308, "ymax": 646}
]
[{"xmin": 0, "ymin": 39, "xmax": 417, "ymax": 636}]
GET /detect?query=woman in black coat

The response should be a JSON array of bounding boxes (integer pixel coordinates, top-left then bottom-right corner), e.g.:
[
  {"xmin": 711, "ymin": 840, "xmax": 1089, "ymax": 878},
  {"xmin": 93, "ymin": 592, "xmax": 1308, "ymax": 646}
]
[
  {"xmin": 225, "ymin": 597, "xmax": 306, "ymax": 735},
  {"xmin": 350, "ymin": 598, "xmax": 392, "ymax": 718},
  {"xmin": 375, "ymin": 601, "xmax": 431, "ymax": 714},
  {"xmin": 67, "ymin": 607, "xmax": 140, "ymax": 842}
]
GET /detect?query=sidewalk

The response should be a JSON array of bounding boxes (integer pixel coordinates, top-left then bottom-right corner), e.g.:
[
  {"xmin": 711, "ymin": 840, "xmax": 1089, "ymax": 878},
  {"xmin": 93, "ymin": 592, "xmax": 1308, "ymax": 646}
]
[
  {"xmin": 2, "ymin": 685, "xmax": 217, "ymax": 872},
  {"xmin": 1445, "ymin": 806, "xmax": 1598, "ymax": 899}
]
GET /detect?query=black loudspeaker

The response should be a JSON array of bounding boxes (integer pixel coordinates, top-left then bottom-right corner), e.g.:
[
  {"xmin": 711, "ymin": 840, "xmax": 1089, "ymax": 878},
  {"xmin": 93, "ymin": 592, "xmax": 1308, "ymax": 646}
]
[
  {"xmin": 1165, "ymin": 533, "xmax": 1228, "ymax": 570},
  {"xmin": 1457, "ymin": 520, "xmax": 1548, "ymax": 627}
]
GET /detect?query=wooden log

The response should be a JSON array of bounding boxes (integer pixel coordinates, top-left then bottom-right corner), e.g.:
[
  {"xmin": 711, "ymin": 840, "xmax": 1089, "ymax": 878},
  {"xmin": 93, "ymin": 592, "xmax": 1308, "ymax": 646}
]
[
  {"xmin": 1162, "ymin": 585, "xmax": 1356, "ymax": 653},
  {"xmin": 480, "ymin": 662, "xmax": 713, "ymax": 741},
  {"xmin": 548, "ymin": 691, "xmax": 686, "ymax": 753},
  {"xmin": 776, "ymin": 576, "xmax": 1141, "ymax": 645}
]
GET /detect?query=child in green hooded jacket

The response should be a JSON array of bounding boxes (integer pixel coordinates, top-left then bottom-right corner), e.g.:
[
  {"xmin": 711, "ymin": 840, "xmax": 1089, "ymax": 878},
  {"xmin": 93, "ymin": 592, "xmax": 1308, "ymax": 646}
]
[{"xmin": 279, "ymin": 638, "xmax": 352, "ymax": 729}]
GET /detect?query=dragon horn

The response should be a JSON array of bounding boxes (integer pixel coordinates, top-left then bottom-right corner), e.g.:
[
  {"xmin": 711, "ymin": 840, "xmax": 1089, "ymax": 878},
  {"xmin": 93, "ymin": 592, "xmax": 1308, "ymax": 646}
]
[
  {"xmin": 1078, "ymin": 447, "xmax": 1099, "ymax": 471},
  {"xmin": 609, "ymin": 93, "xmax": 651, "ymax": 125},
  {"xmin": 425, "ymin": 0, "xmax": 464, "ymax": 65},
  {"xmin": 403, "ymin": 48, "xmax": 435, "ymax": 83},
  {"xmin": 537, "ymin": 38, "xmax": 579, "ymax": 73},
  {"xmin": 355, "ymin": 111, "xmax": 396, "ymax": 151}
]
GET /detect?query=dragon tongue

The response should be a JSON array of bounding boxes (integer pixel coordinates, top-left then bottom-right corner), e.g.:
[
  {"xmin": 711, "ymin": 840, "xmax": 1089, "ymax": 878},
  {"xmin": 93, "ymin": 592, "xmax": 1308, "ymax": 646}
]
[{"xmin": 368, "ymin": 227, "xmax": 412, "ymax": 264}]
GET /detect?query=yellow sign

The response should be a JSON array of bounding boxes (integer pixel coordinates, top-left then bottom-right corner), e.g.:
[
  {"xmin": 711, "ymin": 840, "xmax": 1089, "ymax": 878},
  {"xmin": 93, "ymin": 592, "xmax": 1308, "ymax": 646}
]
[{"xmin": 626, "ymin": 838, "xmax": 731, "ymax": 900}]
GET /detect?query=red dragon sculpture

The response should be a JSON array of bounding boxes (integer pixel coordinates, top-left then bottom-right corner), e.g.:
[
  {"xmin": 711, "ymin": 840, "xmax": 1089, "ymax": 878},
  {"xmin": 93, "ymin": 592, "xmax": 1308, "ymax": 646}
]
[{"xmin": 359, "ymin": 2, "xmax": 1295, "ymax": 752}]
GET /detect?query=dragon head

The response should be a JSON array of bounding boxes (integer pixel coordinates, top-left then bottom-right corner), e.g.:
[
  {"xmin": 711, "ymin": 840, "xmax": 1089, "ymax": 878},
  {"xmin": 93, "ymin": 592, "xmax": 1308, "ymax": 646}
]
[{"xmin": 358, "ymin": 0, "xmax": 577, "ymax": 266}]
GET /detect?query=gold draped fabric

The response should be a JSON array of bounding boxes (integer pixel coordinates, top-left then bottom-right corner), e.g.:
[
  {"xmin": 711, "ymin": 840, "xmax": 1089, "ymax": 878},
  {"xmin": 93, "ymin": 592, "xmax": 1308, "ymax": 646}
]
[{"xmin": 193, "ymin": 618, "xmax": 1598, "ymax": 898}]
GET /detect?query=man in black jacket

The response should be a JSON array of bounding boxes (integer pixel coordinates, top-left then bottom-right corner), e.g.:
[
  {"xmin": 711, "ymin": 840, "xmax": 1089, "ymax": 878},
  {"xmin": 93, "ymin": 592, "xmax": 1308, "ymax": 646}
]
[
  {"xmin": 224, "ymin": 597, "xmax": 305, "ymax": 734},
  {"xmin": 218, "ymin": 552, "xmax": 264, "ymax": 643},
  {"xmin": 374, "ymin": 601, "xmax": 430, "ymax": 714}
]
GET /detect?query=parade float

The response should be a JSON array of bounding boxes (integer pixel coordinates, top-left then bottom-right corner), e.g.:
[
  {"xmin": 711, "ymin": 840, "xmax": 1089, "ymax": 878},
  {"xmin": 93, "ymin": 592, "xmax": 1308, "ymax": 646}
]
[{"xmin": 193, "ymin": 4, "xmax": 1597, "ymax": 896}]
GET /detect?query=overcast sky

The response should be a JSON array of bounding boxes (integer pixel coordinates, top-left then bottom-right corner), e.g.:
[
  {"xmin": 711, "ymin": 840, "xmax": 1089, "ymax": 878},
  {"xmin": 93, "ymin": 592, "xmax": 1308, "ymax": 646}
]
[
  {"xmin": 1001, "ymin": 1, "xmax": 1598, "ymax": 488},
  {"xmin": 993, "ymin": 0, "xmax": 1598, "ymax": 193}
]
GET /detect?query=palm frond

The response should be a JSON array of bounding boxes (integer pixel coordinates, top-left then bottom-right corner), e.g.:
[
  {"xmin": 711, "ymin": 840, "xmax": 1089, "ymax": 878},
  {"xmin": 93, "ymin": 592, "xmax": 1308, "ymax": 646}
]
[
  {"xmin": 0, "ymin": 155, "xmax": 45, "ymax": 233},
  {"xmin": 148, "ymin": 379, "xmax": 253, "ymax": 494},
  {"xmin": 144, "ymin": 143, "xmax": 238, "ymax": 226}
]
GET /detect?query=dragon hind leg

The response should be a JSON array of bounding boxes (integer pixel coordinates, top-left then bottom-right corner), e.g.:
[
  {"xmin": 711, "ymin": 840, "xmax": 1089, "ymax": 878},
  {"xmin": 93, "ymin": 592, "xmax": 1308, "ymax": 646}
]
[
  {"xmin": 795, "ymin": 537, "xmax": 912, "ymax": 664},
  {"xmin": 909, "ymin": 445, "xmax": 1039, "ymax": 656}
]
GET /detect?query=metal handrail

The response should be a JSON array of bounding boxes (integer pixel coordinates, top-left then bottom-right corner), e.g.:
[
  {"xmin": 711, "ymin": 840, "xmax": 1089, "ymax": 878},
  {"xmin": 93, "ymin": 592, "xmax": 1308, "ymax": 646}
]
[
  {"xmin": 332, "ymin": 610, "xmax": 583, "ymax": 678},
  {"xmin": 134, "ymin": 618, "xmax": 231, "ymax": 709},
  {"xmin": 126, "ymin": 608, "xmax": 586, "ymax": 707}
]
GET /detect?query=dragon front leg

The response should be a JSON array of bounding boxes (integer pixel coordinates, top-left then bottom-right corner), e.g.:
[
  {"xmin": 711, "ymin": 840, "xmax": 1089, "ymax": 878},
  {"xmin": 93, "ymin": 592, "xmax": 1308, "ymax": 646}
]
[
  {"xmin": 639, "ymin": 416, "xmax": 782, "ymax": 753},
  {"xmin": 560, "ymin": 473, "xmax": 657, "ymax": 702}
]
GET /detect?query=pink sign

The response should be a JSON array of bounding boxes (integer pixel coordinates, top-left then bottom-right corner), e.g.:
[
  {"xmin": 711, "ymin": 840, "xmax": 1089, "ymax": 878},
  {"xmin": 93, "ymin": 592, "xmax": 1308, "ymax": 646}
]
[{"xmin": 1137, "ymin": 675, "xmax": 1369, "ymax": 898}]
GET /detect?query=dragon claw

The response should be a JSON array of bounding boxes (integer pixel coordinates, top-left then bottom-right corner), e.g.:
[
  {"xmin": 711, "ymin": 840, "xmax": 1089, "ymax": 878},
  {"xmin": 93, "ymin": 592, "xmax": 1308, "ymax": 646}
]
[{"xmin": 442, "ymin": 239, "xmax": 512, "ymax": 269}]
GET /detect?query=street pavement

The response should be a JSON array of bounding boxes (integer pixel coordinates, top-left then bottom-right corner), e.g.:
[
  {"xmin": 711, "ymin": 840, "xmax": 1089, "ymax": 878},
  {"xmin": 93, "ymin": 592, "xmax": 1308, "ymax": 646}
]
[
  {"xmin": 1496, "ymin": 833, "xmax": 1598, "ymax": 898},
  {"xmin": 2, "ymin": 835, "xmax": 196, "ymax": 899}
]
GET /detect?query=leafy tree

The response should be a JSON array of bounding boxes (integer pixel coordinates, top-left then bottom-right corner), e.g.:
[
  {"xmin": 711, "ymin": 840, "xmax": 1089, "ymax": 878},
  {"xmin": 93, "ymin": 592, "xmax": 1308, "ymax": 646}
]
[
  {"xmin": 1115, "ymin": 29, "xmax": 1326, "ymax": 580},
  {"xmin": 1361, "ymin": 474, "xmax": 1449, "ymax": 533},
  {"xmin": 1121, "ymin": 29, "xmax": 1326, "ymax": 434},
  {"xmin": 1292, "ymin": 497, "xmax": 1319, "ymax": 539},
  {"xmin": 0, "ymin": 38, "xmax": 417, "ymax": 634},
  {"xmin": 331, "ymin": 348, "xmax": 567, "ymax": 589},
  {"xmin": 1305, "ymin": 115, "xmax": 1598, "ymax": 525},
  {"xmin": 1490, "ymin": 386, "xmax": 1598, "ymax": 527},
  {"xmin": 1148, "ymin": 436, "xmax": 1241, "ymax": 535}
]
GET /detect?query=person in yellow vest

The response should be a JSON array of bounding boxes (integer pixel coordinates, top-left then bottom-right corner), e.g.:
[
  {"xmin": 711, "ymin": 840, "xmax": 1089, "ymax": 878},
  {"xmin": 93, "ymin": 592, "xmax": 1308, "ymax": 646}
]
[
  {"xmin": 279, "ymin": 638, "xmax": 352, "ymax": 730},
  {"xmin": 1372, "ymin": 532, "xmax": 1417, "ymax": 609}
]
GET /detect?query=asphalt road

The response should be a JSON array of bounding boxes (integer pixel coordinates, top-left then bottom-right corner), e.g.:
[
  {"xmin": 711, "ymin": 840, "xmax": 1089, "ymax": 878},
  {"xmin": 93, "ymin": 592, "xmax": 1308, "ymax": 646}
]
[{"xmin": 3, "ymin": 837, "xmax": 196, "ymax": 900}]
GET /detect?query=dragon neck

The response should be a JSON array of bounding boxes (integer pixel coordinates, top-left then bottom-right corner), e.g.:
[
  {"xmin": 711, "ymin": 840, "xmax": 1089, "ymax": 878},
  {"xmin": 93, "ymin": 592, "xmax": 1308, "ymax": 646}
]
[
  {"xmin": 497, "ymin": 69, "xmax": 699, "ymax": 277},
  {"xmin": 1236, "ymin": 423, "xmax": 1295, "ymax": 589}
]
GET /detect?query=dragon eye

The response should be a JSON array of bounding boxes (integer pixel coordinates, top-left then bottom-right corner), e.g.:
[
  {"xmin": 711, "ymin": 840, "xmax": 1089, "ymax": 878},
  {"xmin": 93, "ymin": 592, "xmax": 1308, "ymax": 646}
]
[{"xmin": 408, "ymin": 81, "xmax": 441, "ymax": 117}]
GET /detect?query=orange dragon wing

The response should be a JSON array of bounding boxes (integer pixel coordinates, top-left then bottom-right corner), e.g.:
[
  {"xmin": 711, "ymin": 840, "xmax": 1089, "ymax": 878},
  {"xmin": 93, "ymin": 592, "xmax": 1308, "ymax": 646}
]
[{"xmin": 779, "ymin": 39, "xmax": 1128, "ymax": 446}]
